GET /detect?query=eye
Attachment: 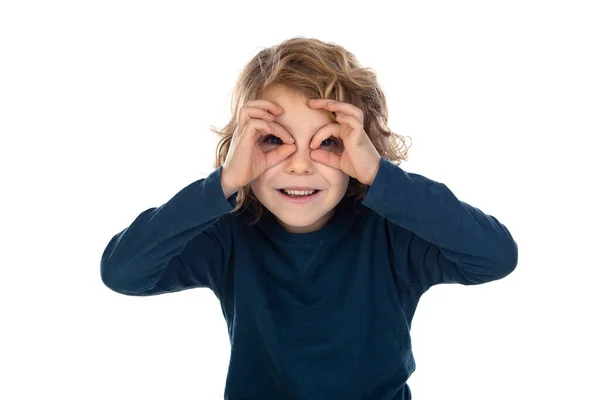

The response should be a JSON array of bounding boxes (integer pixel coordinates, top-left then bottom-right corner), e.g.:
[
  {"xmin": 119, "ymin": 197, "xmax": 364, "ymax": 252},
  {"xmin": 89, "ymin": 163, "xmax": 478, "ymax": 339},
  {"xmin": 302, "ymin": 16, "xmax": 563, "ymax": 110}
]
[
  {"xmin": 320, "ymin": 137, "xmax": 344, "ymax": 153},
  {"xmin": 262, "ymin": 135, "xmax": 283, "ymax": 145}
]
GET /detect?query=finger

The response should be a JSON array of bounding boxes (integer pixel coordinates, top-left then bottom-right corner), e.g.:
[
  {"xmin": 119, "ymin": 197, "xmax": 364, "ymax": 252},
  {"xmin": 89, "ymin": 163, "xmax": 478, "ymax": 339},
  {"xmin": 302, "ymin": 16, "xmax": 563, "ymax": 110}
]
[
  {"xmin": 245, "ymin": 99, "xmax": 284, "ymax": 116},
  {"xmin": 310, "ymin": 149, "xmax": 341, "ymax": 170},
  {"xmin": 243, "ymin": 118, "xmax": 274, "ymax": 140},
  {"xmin": 265, "ymin": 143, "xmax": 296, "ymax": 168},
  {"xmin": 308, "ymin": 99, "xmax": 335, "ymax": 108},
  {"xmin": 270, "ymin": 122, "xmax": 295, "ymax": 144},
  {"xmin": 309, "ymin": 122, "xmax": 340, "ymax": 149},
  {"xmin": 309, "ymin": 99, "xmax": 363, "ymax": 122},
  {"xmin": 239, "ymin": 101, "xmax": 284, "ymax": 131},
  {"xmin": 239, "ymin": 107, "xmax": 279, "ymax": 133},
  {"xmin": 334, "ymin": 113, "xmax": 363, "ymax": 132}
]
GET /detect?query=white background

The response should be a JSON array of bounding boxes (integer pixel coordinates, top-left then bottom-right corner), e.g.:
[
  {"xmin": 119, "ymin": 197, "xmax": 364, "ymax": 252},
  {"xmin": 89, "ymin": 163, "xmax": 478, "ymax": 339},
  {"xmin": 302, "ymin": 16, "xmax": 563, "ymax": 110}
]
[{"xmin": 2, "ymin": 0, "xmax": 599, "ymax": 399}]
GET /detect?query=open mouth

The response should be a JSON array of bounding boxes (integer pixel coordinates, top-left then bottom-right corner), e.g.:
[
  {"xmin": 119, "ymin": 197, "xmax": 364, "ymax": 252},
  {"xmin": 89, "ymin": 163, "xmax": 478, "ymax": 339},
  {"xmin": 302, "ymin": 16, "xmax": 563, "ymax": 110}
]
[
  {"xmin": 279, "ymin": 189, "xmax": 320, "ymax": 199},
  {"xmin": 278, "ymin": 189, "xmax": 321, "ymax": 201}
]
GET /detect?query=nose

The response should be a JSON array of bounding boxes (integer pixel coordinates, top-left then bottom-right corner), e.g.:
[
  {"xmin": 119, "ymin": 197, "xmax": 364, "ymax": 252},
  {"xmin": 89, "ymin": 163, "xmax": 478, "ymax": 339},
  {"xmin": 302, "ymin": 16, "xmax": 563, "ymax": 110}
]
[{"xmin": 284, "ymin": 144, "xmax": 315, "ymax": 174}]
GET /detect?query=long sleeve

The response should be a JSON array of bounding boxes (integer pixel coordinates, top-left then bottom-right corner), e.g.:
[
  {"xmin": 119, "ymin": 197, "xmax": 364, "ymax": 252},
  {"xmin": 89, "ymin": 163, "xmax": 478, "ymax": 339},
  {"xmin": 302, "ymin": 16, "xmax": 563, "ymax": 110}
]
[
  {"xmin": 361, "ymin": 157, "xmax": 518, "ymax": 289},
  {"xmin": 100, "ymin": 166, "xmax": 236, "ymax": 296}
]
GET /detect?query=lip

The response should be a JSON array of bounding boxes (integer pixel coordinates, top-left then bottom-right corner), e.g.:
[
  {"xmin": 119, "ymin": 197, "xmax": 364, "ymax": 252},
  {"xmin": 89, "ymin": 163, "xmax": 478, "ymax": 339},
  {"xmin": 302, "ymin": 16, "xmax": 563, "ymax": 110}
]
[
  {"xmin": 277, "ymin": 189, "xmax": 321, "ymax": 204},
  {"xmin": 279, "ymin": 187, "xmax": 319, "ymax": 191}
]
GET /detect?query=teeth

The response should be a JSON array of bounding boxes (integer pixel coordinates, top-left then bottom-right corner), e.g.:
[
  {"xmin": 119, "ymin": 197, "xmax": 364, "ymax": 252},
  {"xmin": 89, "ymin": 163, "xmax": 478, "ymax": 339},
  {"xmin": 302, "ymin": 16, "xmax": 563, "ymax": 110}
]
[{"xmin": 283, "ymin": 189, "xmax": 315, "ymax": 196}]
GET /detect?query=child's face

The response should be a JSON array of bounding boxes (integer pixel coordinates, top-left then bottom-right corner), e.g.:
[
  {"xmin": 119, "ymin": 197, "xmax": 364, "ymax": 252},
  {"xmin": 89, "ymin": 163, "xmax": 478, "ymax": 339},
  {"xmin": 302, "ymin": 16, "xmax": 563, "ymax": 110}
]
[{"xmin": 250, "ymin": 84, "xmax": 350, "ymax": 233}]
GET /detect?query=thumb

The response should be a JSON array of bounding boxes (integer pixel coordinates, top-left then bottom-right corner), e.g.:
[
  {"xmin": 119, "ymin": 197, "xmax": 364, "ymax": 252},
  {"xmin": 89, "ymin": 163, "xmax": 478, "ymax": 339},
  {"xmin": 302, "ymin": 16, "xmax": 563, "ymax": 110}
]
[
  {"xmin": 265, "ymin": 143, "xmax": 296, "ymax": 169},
  {"xmin": 309, "ymin": 149, "xmax": 337, "ymax": 169}
]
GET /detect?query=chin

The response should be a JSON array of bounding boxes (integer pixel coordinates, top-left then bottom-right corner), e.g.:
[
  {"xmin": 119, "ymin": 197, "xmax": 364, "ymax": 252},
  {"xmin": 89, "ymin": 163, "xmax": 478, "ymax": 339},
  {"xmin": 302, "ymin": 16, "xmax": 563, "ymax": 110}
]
[
  {"xmin": 275, "ymin": 206, "xmax": 336, "ymax": 232},
  {"xmin": 277, "ymin": 217, "xmax": 324, "ymax": 233},
  {"xmin": 280, "ymin": 215, "xmax": 320, "ymax": 227},
  {"xmin": 252, "ymin": 184, "xmax": 347, "ymax": 228}
]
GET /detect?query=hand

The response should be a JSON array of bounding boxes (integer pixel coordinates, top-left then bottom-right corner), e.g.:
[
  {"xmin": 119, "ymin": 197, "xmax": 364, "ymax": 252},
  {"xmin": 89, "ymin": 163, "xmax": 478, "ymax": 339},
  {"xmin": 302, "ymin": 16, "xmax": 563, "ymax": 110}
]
[
  {"xmin": 221, "ymin": 100, "xmax": 297, "ymax": 191},
  {"xmin": 308, "ymin": 99, "xmax": 382, "ymax": 185}
]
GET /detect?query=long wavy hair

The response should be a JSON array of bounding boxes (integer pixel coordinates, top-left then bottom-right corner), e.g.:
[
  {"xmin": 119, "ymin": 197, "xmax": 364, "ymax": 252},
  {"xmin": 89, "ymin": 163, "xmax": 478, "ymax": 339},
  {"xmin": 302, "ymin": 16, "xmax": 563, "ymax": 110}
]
[{"xmin": 209, "ymin": 36, "xmax": 411, "ymax": 225}]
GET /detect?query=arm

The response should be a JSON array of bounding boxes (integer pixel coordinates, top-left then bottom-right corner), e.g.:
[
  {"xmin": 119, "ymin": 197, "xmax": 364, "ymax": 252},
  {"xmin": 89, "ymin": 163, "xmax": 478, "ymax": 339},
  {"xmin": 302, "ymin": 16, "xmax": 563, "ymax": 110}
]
[
  {"xmin": 361, "ymin": 157, "xmax": 518, "ymax": 289},
  {"xmin": 100, "ymin": 166, "xmax": 237, "ymax": 296}
]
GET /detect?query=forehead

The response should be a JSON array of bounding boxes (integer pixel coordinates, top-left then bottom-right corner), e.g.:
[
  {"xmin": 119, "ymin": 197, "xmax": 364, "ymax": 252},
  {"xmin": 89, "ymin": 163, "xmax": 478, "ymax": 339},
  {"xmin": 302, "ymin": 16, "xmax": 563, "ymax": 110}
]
[
  {"xmin": 260, "ymin": 84, "xmax": 308, "ymax": 104},
  {"xmin": 261, "ymin": 86, "xmax": 333, "ymax": 134}
]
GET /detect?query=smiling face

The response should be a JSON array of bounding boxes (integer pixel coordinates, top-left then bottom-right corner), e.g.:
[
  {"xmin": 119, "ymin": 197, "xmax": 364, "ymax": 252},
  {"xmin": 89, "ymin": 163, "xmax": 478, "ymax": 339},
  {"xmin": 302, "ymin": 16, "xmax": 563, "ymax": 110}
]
[{"xmin": 250, "ymin": 85, "xmax": 350, "ymax": 233}]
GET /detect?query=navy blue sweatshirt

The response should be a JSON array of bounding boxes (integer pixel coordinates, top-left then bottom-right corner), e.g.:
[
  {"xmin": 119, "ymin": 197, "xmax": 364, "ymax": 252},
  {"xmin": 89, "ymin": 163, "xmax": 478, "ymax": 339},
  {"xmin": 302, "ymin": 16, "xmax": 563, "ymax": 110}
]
[{"xmin": 100, "ymin": 157, "xmax": 518, "ymax": 399}]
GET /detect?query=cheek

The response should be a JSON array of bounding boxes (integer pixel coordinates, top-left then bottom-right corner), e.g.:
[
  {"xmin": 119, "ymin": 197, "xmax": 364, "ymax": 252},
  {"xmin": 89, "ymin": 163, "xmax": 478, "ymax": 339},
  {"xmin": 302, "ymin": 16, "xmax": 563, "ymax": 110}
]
[
  {"xmin": 250, "ymin": 172, "xmax": 272, "ymax": 193},
  {"xmin": 249, "ymin": 180, "xmax": 262, "ymax": 195},
  {"xmin": 340, "ymin": 176, "xmax": 350, "ymax": 190},
  {"xmin": 318, "ymin": 167, "xmax": 349, "ymax": 187},
  {"xmin": 336, "ymin": 174, "xmax": 350, "ymax": 192}
]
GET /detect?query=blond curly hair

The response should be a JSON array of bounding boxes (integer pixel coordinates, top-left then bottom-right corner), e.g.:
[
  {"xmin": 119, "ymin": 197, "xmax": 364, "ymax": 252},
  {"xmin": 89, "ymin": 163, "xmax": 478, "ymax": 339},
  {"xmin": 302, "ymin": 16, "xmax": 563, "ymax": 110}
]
[{"xmin": 209, "ymin": 36, "xmax": 411, "ymax": 225}]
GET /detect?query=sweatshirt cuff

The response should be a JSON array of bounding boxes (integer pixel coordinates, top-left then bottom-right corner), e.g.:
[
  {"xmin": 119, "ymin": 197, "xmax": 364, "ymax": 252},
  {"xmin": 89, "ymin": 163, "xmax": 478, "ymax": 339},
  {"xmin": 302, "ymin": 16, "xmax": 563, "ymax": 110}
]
[
  {"xmin": 205, "ymin": 165, "xmax": 238, "ymax": 213},
  {"xmin": 361, "ymin": 157, "xmax": 394, "ymax": 210}
]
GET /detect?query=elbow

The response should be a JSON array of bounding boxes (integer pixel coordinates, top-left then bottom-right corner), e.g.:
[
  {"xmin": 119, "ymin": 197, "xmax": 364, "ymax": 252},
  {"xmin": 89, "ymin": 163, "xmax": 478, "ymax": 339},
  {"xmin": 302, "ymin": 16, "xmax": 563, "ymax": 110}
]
[
  {"xmin": 101, "ymin": 259, "xmax": 140, "ymax": 295},
  {"xmin": 100, "ymin": 260, "xmax": 127, "ymax": 294},
  {"xmin": 496, "ymin": 238, "xmax": 519, "ymax": 279},
  {"xmin": 100, "ymin": 234, "xmax": 129, "ymax": 293},
  {"xmin": 100, "ymin": 260, "xmax": 162, "ymax": 296}
]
